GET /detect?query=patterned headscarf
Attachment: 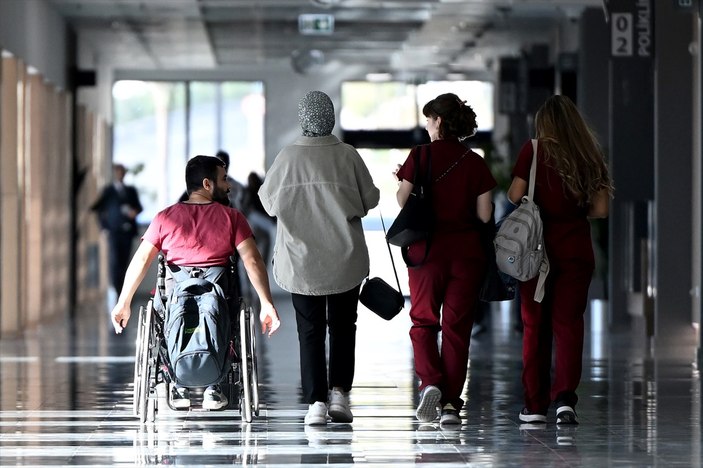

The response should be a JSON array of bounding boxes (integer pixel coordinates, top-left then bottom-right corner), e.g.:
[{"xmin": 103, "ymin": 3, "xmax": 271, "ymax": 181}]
[{"xmin": 298, "ymin": 91, "xmax": 335, "ymax": 137}]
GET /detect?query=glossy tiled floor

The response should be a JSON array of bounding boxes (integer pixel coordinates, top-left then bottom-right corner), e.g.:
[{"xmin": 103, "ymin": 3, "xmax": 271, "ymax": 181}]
[{"xmin": 1, "ymin": 287, "xmax": 701, "ymax": 466}]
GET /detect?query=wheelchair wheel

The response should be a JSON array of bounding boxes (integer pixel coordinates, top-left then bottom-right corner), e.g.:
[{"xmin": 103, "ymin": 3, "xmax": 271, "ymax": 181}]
[
  {"xmin": 247, "ymin": 306, "xmax": 260, "ymax": 416},
  {"xmin": 239, "ymin": 305, "xmax": 253, "ymax": 423},
  {"xmin": 136, "ymin": 300, "xmax": 154, "ymax": 423},
  {"xmin": 133, "ymin": 304, "xmax": 147, "ymax": 416},
  {"xmin": 146, "ymin": 388, "xmax": 157, "ymax": 423}
]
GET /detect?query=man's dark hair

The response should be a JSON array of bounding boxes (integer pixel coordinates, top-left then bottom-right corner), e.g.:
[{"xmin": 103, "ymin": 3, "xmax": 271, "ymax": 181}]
[
  {"xmin": 185, "ymin": 155, "xmax": 225, "ymax": 195},
  {"xmin": 215, "ymin": 150, "xmax": 230, "ymax": 169}
]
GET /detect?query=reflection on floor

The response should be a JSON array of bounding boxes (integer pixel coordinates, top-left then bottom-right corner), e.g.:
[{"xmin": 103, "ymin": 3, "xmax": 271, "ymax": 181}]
[{"xmin": 0, "ymin": 290, "xmax": 701, "ymax": 467}]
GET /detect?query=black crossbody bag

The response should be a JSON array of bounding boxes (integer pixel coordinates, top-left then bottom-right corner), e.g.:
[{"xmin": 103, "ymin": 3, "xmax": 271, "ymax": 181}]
[
  {"xmin": 359, "ymin": 212, "xmax": 405, "ymax": 320},
  {"xmin": 386, "ymin": 145, "xmax": 433, "ymax": 267}
]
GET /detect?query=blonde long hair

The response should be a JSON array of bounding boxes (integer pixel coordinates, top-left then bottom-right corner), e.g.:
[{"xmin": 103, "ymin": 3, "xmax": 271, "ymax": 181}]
[{"xmin": 535, "ymin": 95, "xmax": 614, "ymax": 207}]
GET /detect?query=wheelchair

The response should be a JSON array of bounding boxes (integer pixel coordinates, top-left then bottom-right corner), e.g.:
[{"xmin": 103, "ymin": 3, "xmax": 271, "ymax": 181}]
[{"xmin": 133, "ymin": 254, "xmax": 260, "ymax": 424}]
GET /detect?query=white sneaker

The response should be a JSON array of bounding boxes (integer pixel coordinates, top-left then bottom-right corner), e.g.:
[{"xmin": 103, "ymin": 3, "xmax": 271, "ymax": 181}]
[
  {"xmin": 170, "ymin": 386, "xmax": 191, "ymax": 409},
  {"xmin": 518, "ymin": 407, "xmax": 547, "ymax": 423},
  {"xmin": 203, "ymin": 385, "xmax": 228, "ymax": 410},
  {"xmin": 416, "ymin": 385, "xmax": 441, "ymax": 422},
  {"xmin": 328, "ymin": 389, "xmax": 353, "ymax": 423},
  {"xmin": 304, "ymin": 401, "xmax": 328, "ymax": 425}
]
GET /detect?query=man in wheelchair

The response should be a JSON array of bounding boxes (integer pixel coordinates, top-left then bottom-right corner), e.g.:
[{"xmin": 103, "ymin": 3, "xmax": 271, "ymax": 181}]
[{"xmin": 110, "ymin": 155, "xmax": 281, "ymax": 410}]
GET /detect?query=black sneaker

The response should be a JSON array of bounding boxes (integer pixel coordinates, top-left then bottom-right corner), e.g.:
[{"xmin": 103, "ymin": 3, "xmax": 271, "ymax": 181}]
[
  {"xmin": 439, "ymin": 404, "xmax": 461, "ymax": 425},
  {"xmin": 518, "ymin": 407, "xmax": 547, "ymax": 423},
  {"xmin": 556, "ymin": 404, "xmax": 578, "ymax": 425}
]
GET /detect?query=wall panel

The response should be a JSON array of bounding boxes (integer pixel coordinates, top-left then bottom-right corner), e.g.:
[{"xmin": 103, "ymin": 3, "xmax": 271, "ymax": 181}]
[
  {"xmin": 25, "ymin": 73, "xmax": 44, "ymax": 325},
  {"xmin": 1, "ymin": 56, "xmax": 21, "ymax": 336}
]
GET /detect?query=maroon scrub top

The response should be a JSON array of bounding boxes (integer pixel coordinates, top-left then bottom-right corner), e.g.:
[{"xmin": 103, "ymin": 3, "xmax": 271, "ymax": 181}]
[
  {"xmin": 397, "ymin": 138, "xmax": 496, "ymax": 260},
  {"xmin": 512, "ymin": 139, "xmax": 594, "ymax": 265}
]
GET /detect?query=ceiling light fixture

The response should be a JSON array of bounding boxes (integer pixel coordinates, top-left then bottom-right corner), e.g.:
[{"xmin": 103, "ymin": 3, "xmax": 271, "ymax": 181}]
[
  {"xmin": 309, "ymin": 0, "xmax": 341, "ymax": 8},
  {"xmin": 366, "ymin": 72, "xmax": 393, "ymax": 82}
]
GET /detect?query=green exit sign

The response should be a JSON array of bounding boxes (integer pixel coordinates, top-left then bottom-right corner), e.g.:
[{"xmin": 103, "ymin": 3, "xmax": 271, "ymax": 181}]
[{"xmin": 298, "ymin": 14, "xmax": 335, "ymax": 35}]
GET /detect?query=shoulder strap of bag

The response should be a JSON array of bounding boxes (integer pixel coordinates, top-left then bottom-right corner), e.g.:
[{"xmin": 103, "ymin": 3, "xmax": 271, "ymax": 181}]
[
  {"xmin": 527, "ymin": 138, "xmax": 550, "ymax": 303},
  {"xmin": 379, "ymin": 210, "xmax": 403, "ymax": 293},
  {"xmin": 528, "ymin": 139, "xmax": 538, "ymax": 200},
  {"xmin": 435, "ymin": 148, "xmax": 470, "ymax": 183}
]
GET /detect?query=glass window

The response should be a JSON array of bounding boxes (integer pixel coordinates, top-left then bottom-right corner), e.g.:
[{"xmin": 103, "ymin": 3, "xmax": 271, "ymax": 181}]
[
  {"xmin": 340, "ymin": 81, "xmax": 417, "ymax": 130},
  {"xmin": 417, "ymin": 81, "xmax": 494, "ymax": 131},
  {"xmin": 113, "ymin": 81, "xmax": 186, "ymax": 222},
  {"xmin": 340, "ymin": 80, "xmax": 494, "ymax": 132},
  {"xmin": 112, "ymin": 80, "xmax": 264, "ymax": 222},
  {"xmin": 221, "ymin": 82, "xmax": 266, "ymax": 182},
  {"xmin": 188, "ymin": 81, "xmax": 219, "ymax": 159}
]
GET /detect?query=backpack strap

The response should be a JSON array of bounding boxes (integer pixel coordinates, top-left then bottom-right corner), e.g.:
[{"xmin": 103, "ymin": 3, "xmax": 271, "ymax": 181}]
[
  {"xmin": 534, "ymin": 254, "xmax": 550, "ymax": 303},
  {"xmin": 528, "ymin": 139, "xmax": 549, "ymax": 303},
  {"xmin": 528, "ymin": 139, "xmax": 538, "ymax": 200}
]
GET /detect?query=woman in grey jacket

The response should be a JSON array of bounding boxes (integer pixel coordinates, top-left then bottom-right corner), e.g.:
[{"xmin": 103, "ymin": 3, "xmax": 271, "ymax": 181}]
[{"xmin": 259, "ymin": 91, "xmax": 380, "ymax": 425}]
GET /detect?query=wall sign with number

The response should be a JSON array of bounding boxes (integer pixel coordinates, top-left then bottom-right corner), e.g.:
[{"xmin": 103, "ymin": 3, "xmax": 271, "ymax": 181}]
[
  {"xmin": 610, "ymin": 0, "xmax": 654, "ymax": 59},
  {"xmin": 612, "ymin": 13, "xmax": 633, "ymax": 56}
]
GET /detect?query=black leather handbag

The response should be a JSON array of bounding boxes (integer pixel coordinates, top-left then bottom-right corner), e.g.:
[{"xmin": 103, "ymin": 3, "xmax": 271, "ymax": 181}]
[
  {"xmin": 386, "ymin": 145, "xmax": 433, "ymax": 267},
  {"xmin": 359, "ymin": 212, "xmax": 405, "ymax": 320}
]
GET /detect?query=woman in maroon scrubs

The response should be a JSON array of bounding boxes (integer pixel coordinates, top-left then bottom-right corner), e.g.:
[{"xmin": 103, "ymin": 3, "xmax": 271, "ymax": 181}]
[
  {"xmin": 395, "ymin": 93, "xmax": 496, "ymax": 425},
  {"xmin": 508, "ymin": 95, "xmax": 614, "ymax": 425}
]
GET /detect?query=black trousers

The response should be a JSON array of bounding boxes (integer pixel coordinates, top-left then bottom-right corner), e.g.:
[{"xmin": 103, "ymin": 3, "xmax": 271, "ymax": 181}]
[
  {"xmin": 108, "ymin": 231, "xmax": 134, "ymax": 295},
  {"xmin": 292, "ymin": 284, "xmax": 361, "ymax": 404}
]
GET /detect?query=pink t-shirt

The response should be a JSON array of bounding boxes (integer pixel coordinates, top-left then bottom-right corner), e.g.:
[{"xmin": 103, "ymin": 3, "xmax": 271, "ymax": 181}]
[{"xmin": 142, "ymin": 202, "xmax": 253, "ymax": 267}]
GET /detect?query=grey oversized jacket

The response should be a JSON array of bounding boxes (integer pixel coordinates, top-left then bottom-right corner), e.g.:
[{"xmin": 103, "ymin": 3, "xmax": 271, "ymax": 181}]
[{"xmin": 259, "ymin": 135, "xmax": 380, "ymax": 295}]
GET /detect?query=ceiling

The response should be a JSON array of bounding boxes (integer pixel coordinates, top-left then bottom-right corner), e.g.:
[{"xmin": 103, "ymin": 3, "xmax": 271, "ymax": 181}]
[{"xmin": 48, "ymin": 0, "xmax": 604, "ymax": 78}]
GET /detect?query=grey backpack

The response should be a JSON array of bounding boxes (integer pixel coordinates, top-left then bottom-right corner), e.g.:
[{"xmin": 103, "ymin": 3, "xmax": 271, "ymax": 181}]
[
  {"xmin": 494, "ymin": 139, "xmax": 549, "ymax": 302},
  {"xmin": 164, "ymin": 268, "xmax": 232, "ymax": 388}
]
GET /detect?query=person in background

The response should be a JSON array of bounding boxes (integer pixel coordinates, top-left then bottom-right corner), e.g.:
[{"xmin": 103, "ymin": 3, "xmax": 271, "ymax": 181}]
[
  {"xmin": 110, "ymin": 155, "xmax": 281, "ymax": 410},
  {"xmin": 259, "ymin": 90, "xmax": 380, "ymax": 426},
  {"xmin": 508, "ymin": 94, "xmax": 613, "ymax": 425},
  {"xmin": 91, "ymin": 163, "xmax": 143, "ymax": 295},
  {"xmin": 394, "ymin": 93, "xmax": 496, "ymax": 426}
]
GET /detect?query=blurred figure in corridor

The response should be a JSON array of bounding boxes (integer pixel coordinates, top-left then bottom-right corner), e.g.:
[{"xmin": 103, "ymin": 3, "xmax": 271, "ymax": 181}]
[{"xmin": 91, "ymin": 163, "xmax": 143, "ymax": 295}]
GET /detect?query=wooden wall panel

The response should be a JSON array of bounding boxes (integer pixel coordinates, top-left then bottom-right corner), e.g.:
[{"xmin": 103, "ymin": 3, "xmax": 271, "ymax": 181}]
[
  {"xmin": 25, "ymin": 73, "xmax": 44, "ymax": 326},
  {"xmin": 57, "ymin": 91, "xmax": 71, "ymax": 314},
  {"xmin": 16, "ymin": 62, "xmax": 27, "ymax": 331},
  {"xmin": 0, "ymin": 54, "xmax": 107, "ymax": 335},
  {"xmin": 75, "ymin": 106, "xmax": 104, "ymax": 306},
  {"xmin": 1, "ymin": 56, "xmax": 21, "ymax": 336},
  {"xmin": 1, "ymin": 59, "xmax": 76, "ymax": 336}
]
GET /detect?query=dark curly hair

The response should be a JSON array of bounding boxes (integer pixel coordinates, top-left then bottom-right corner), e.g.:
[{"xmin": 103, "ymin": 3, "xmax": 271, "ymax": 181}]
[{"xmin": 422, "ymin": 93, "xmax": 478, "ymax": 139}]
